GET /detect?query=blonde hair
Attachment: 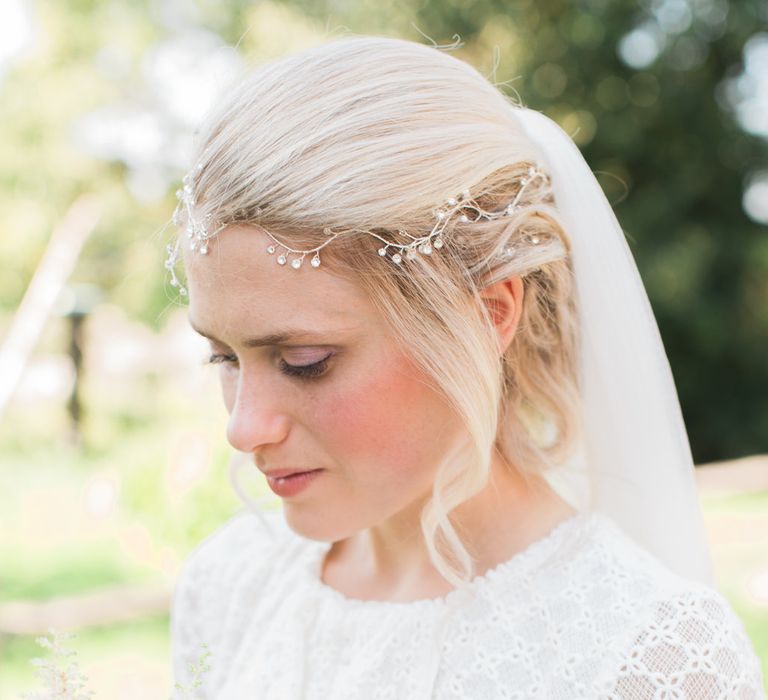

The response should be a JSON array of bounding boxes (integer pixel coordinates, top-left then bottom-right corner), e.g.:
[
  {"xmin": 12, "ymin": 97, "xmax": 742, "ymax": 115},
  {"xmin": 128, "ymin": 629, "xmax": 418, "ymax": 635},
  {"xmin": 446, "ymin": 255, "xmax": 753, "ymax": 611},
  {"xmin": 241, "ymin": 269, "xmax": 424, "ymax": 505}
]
[{"xmin": 183, "ymin": 36, "xmax": 582, "ymax": 588}]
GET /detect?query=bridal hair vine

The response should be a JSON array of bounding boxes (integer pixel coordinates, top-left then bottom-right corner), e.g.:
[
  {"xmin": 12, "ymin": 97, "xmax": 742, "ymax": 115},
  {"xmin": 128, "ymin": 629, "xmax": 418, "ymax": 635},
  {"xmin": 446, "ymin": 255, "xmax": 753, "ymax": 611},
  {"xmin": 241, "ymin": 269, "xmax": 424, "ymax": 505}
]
[{"xmin": 166, "ymin": 165, "xmax": 549, "ymax": 295}]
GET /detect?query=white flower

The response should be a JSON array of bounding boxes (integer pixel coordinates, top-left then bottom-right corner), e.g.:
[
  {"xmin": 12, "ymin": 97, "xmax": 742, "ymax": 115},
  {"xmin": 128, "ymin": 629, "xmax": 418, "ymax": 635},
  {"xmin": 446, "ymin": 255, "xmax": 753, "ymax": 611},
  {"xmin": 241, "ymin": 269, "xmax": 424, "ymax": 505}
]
[{"xmin": 22, "ymin": 628, "xmax": 94, "ymax": 700}]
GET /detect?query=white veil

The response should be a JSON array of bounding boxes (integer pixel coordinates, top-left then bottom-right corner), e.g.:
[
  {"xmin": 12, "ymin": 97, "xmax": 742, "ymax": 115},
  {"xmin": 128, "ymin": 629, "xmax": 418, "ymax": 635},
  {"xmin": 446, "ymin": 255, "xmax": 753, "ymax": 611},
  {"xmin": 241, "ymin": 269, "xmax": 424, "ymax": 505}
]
[{"xmin": 513, "ymin": 107, "xmax": 714, "ymax": 585}]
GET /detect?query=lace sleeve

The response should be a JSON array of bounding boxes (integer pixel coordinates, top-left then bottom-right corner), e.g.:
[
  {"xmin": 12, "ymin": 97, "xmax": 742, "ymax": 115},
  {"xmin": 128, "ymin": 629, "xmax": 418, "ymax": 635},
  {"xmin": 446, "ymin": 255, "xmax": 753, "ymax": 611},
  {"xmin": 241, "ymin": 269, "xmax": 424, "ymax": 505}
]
[
  {"xmin": 604, "ymin": 587, "xmax": 766, "ymax": 699},
  {"xmin": 170, "ymin": 509, "xmax": 283, "ymax": 697}
]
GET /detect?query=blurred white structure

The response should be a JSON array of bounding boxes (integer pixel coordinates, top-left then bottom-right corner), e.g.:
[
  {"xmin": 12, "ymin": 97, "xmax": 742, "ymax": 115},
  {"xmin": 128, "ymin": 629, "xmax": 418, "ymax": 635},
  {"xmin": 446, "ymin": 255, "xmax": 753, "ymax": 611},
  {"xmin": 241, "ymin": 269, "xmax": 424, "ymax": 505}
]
[{"xmin": 0, "ymin": 0, "xmax": 34, "ymax": 84}]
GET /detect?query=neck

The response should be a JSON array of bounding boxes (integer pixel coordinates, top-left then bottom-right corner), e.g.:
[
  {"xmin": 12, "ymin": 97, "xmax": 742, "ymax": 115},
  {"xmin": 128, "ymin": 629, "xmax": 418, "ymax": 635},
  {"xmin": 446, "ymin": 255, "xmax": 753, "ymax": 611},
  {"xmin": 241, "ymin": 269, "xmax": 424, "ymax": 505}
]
[{"xmin": 322, "ymin": 454, "xmax": 577, "ymax": 602}]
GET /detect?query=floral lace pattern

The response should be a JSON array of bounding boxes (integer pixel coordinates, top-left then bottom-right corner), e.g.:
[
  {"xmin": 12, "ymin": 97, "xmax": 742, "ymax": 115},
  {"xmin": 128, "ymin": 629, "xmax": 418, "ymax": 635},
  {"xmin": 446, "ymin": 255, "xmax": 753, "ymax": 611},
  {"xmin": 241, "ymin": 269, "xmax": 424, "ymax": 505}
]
[{"xmin": 171, "ymin": 510, "xmax": 765, "ymax": 699}]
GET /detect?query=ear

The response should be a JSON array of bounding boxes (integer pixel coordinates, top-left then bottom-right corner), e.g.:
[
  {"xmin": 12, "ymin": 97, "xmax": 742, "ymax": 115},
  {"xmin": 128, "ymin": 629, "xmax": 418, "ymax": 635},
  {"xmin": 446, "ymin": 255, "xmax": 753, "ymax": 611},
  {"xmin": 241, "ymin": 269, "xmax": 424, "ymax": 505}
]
[{"xmin": 479, "ymin": 276, "xmax": 524, "ymax": 353}]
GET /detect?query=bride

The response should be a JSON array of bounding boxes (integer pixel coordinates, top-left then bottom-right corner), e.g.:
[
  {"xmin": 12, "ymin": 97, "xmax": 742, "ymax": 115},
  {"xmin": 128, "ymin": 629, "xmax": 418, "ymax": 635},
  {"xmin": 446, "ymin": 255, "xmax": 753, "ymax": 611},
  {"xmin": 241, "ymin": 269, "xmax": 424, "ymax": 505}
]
[{"xmin": 167, "ymin": 36, "xmax": 764, "ymax": 698}]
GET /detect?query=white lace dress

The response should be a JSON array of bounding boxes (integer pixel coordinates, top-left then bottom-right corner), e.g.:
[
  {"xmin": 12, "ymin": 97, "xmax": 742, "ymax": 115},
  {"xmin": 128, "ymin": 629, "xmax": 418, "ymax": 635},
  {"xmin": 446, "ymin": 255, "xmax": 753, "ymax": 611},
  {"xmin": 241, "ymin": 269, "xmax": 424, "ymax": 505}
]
[{"xmin": 171, "ymin": 509, "xmax": 765, "ymax": 699}]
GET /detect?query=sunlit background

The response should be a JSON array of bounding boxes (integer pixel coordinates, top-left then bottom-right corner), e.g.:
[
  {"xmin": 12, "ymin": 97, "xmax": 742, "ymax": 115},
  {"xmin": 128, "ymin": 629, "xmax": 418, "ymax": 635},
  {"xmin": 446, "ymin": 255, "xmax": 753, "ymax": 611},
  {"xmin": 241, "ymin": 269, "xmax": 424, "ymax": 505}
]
[{"xmin": 0, "ymin": 0, "xmax": 766, "ymax": 696}]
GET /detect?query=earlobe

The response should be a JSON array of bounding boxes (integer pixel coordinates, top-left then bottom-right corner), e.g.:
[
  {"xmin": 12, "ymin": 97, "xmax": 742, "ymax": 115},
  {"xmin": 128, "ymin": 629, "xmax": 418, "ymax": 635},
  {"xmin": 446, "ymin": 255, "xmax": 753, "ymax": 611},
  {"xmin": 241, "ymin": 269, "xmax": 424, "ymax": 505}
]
[{"xmin": 480, "ymin": 277, "xmax": 524, "ymax": 353}]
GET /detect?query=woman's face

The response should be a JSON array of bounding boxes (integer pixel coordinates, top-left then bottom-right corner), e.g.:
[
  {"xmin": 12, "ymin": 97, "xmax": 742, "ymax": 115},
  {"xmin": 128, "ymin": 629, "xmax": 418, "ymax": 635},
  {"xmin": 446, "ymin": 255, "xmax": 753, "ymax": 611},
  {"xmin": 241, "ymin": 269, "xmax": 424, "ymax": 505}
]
[{"xmin": 184, "ymin": 225, "xmax": 465, "ymax": 541}]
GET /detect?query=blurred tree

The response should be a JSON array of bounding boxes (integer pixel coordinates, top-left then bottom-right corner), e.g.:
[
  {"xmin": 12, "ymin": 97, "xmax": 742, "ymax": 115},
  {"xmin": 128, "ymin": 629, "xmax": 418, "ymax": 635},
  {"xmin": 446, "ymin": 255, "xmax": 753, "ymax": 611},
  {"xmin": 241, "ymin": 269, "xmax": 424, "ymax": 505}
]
[{"xmin": 1, "ymin": 0, "xmax": 766, "ymax": 462}]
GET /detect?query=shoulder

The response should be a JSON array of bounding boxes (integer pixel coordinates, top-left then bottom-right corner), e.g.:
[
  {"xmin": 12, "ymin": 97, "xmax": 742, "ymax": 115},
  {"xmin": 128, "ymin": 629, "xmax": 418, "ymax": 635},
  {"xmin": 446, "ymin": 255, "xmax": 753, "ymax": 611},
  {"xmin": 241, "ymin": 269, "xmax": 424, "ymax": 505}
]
[
  {"xmin": 599, "ymin": 581, "xmax": 765, "ymax": 699},
  {"xmin": 170, "ymin": 508, "xmax": 296, "ymax": 688},
  {"xmin": 450, "ymin": 512, "xmax": 764, "ymax": 698},
  {"xmin": 179, "ymin": 508, "xmax": 288, "ymax": 574},
  {"xmin": 585, "ymin": 515, "xmax": 765, "ymax": 698}
]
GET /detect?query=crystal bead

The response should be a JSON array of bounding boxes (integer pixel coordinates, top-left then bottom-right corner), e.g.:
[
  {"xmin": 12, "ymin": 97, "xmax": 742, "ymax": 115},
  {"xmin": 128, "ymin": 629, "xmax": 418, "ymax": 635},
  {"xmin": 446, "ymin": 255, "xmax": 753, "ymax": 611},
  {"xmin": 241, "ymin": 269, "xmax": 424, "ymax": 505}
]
[
  {"xmin": 406, "ymin": 249, "xmax": 418, "ymax": 260},
  {"xmin": 267, "ymin": 245, "xmax": 276, "ymax": 254},
  {"xmin": 531, "ymin": 235, "xmax": 540, "ymax": 244},
  {"xmin": 420, "ymin": 244, "xmax": 432, "ymax": 255},
  {"xmin": 179, "ymin": 287, "xmax": 187, "ymax": 296},
  {"xmin": 447, "ymin": 197, "xmax": 457, "ymax": 206},
  {"xmin": 291, "ymin": 258, "xmax": 302, "ymax": 269},
  {"xmin": 200, "ymin": 245, "xmax": 209, "ymax": 255},
  {"xmin": 277, "ymin": 254, "xmax": 287, "ymax": 265},
  {"xmin": 311, "ymin": 255, "xmax": 321, "ymax": 268},
  {"xmin": 392, "ymin": 253, "xmax": 402, "ymax": 264},
  {"xmin": 378, "ymin": 248, "xmax": 387, "ymax": 256},
  {"xmin": 436, "ymin": 211, "xmax": 446, "ymax": 221},
  {"xmin": 433, "ymin": 238, "xmax": 443, "ymax": 249},
  {"xmin": 460, "ymin": 215, "xmax": 469, "ymax": 223}
]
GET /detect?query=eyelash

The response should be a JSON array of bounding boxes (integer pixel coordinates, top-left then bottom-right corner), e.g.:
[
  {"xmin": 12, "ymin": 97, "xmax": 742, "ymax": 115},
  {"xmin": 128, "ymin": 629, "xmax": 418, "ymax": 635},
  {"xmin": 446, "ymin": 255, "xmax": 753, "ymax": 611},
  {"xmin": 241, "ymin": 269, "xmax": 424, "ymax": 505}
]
[{"xmin": 206, "ymin": 353, "xmax": 332, "ymax": 380}]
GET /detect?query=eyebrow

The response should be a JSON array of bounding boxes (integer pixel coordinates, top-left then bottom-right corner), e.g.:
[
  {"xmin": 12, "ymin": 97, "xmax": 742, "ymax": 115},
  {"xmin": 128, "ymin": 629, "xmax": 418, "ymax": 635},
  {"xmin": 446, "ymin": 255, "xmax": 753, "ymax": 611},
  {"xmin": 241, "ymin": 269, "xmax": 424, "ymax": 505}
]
[{"xmin": 189, "ymin": 320, "xmax": 346, "ymax": 347}]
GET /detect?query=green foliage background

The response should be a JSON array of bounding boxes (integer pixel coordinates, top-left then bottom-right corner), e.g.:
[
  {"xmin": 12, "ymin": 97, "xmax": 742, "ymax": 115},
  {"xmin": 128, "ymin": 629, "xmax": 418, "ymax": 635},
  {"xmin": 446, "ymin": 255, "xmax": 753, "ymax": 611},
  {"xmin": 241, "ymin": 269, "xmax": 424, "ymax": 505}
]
[{"xmin": 2, "ymin": 0, "xmax": 766, "ymax": 461}]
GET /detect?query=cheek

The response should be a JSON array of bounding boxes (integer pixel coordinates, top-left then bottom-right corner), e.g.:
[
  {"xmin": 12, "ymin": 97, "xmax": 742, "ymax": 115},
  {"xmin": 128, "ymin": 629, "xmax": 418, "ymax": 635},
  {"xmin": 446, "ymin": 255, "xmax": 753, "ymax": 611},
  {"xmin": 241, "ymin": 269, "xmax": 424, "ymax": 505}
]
[{"xmin": 317, "ymin": 354, "xmax": 455, "ymax": 479}]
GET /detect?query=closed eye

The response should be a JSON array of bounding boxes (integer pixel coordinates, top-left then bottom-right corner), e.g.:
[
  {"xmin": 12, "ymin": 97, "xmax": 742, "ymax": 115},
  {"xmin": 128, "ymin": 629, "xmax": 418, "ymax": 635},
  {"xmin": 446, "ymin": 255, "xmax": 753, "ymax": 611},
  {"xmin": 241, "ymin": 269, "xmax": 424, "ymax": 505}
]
[
  {"xmin": 207, "ymin": 353, "xmax": 238, "ymax": 366},
  {"xmin": 206, "ymin": 352, "xmax": 332, "ymax": 380},
  {"xmin": 278, "ymin": 355, "xmax": 332, "ymax": 379}
]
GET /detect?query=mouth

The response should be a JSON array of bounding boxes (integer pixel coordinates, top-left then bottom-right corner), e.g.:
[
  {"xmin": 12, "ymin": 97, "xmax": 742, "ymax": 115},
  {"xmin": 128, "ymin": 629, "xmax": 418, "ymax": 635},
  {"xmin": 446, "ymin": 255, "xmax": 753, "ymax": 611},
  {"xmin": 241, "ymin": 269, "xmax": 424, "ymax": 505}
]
[{"xmin": 264, "ymin": 468, "xmax": 324, "ymax": 497}]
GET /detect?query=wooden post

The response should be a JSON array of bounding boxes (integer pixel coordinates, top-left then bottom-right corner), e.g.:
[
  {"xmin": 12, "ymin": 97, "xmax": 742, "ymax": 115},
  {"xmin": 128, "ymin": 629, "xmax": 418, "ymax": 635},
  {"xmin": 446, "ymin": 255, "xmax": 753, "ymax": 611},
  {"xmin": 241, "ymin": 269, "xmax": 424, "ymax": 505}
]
[{"xmin": 0, "ymin": 195, "xmax": 102, "ymax": 418}]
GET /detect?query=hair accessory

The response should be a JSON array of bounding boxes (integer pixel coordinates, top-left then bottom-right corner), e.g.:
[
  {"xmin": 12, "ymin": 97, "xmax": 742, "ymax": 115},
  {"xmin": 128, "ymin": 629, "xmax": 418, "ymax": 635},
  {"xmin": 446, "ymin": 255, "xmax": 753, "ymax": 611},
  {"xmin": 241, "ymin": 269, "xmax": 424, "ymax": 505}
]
[{"xmin": 165, "ymin": 166, "xmax": 547, "ymax": 294}]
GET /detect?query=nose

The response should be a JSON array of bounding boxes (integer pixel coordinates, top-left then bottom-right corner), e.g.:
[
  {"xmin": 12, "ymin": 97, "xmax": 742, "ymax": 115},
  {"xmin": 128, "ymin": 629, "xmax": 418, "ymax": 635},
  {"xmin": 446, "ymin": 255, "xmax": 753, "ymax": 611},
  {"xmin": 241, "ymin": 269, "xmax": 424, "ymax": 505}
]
[{"xmin": 225, "ymin": 374, "xmax": 290, "ymax": 454}]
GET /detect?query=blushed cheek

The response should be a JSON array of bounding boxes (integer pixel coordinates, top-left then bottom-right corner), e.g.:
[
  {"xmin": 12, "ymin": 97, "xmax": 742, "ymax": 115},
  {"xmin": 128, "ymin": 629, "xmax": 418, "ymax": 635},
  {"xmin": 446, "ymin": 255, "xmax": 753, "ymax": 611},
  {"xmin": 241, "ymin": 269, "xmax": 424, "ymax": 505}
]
[{"xmin": 319, "ymin": 353, "xmax": 454, "ymax": 482}]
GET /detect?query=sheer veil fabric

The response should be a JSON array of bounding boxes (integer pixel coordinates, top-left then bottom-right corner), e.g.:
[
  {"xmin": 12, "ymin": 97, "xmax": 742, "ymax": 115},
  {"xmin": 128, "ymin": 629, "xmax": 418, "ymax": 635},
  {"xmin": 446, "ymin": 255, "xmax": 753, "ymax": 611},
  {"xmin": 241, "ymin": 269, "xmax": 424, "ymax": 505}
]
[{"xmin": 513, "ymin": 107, "xmax": 713, "ymax": 585}]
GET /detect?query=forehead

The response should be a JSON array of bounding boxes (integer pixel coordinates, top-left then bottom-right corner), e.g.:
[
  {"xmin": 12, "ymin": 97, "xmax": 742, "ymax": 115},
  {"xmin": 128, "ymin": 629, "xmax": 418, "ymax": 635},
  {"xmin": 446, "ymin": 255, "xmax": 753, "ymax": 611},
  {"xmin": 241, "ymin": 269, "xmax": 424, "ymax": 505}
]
[{"xmin": 183, "ymin": 224, "xmax": 372, "ymax": 335}]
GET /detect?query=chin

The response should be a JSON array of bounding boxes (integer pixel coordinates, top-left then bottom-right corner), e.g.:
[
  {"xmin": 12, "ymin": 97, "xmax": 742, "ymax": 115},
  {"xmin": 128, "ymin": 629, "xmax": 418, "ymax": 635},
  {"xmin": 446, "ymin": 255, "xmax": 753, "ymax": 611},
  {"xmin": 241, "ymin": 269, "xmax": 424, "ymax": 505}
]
[{"xmin": 281, "ymin": 504, "xmax": 359, "ymax": 543}]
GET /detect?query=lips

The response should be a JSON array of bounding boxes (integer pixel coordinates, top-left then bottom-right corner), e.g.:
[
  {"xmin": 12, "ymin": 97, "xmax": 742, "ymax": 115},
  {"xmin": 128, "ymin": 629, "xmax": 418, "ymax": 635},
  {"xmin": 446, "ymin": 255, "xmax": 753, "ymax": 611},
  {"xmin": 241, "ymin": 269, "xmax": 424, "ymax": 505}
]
[
  {"xmin": 263, "ymin": 468, "xmax": 318, "ymax": 479},
  {"xmin": 263, "ymin": 468, "xmax": 324, "ymax": 498}
]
